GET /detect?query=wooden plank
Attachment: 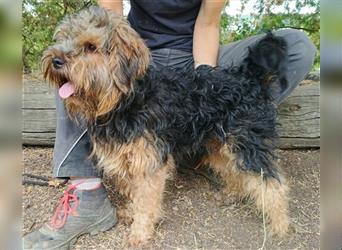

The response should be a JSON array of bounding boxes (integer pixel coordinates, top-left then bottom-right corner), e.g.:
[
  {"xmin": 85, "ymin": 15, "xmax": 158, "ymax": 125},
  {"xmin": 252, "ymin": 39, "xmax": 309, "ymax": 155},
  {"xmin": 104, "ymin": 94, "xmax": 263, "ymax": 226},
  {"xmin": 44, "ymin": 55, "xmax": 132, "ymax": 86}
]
[
  {"xmin": 22, "ymin": 132, "xmax": 56, "ymax": 146},
  {"xmin": 22, "ymin": 77, "xmax": 56, "ymax": 146},
  {"xmin": 23, "ymin": 79, "xmax": 55, "ymax": 109},
  {"xmin": 23, "ymin": 109, "xmax": 56, "ymax": 133},
  {"xmin": 22, "ymin": 77, "xmax": 320, "ymax": 148},
  {"xmin": 278, "ymin": 137, "xmax": 320, "ymax": 148}
]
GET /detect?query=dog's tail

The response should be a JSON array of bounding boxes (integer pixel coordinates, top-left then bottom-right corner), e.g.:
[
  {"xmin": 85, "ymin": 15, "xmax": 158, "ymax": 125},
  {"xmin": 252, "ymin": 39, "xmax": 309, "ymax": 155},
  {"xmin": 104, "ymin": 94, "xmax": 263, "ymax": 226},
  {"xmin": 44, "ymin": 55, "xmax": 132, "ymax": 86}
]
[{"xmin": 242, "ymin": 32, "xmax": 289, "ymax": 96}]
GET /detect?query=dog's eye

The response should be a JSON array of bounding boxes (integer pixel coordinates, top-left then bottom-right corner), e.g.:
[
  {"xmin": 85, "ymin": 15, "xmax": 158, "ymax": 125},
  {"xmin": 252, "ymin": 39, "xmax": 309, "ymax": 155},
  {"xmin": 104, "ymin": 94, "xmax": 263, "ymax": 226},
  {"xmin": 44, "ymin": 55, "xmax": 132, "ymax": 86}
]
[{"xmin": 84, "ymin": 42, "xmax": 97, "ymax": 53}]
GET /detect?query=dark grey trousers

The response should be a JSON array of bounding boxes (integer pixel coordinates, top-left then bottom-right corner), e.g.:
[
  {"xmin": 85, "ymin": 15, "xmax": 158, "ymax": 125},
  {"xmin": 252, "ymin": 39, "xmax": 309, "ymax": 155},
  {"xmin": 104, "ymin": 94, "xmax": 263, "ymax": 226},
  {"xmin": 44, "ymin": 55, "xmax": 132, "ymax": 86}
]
[{"xmin": 53, "ymin": 29, "xmax": 316, "ymax": 177}]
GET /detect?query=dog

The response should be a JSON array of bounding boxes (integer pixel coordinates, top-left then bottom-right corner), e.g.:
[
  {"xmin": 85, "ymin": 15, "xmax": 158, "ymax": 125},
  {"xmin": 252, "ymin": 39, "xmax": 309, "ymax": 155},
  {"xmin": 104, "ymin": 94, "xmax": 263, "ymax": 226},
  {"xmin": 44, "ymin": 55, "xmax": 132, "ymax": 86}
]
[{"xmin": 42, "ymin": 6, "xmax": 290, "ymax": 246}]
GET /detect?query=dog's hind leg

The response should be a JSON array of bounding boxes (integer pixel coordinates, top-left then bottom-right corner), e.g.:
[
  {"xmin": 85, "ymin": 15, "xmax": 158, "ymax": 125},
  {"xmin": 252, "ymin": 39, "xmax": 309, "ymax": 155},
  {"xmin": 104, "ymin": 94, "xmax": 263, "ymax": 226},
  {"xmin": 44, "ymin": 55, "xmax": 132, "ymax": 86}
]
[
  {"xmin": 204, "ymin": 142, "xmax": 289, "ymax": 237},
  {"xmin": 203, "ymin": 142, "xmax": 244, "ymax": 200},
  {"xmin": 238, "ymin": 169, "xmax": 289, "ymax": 237}
]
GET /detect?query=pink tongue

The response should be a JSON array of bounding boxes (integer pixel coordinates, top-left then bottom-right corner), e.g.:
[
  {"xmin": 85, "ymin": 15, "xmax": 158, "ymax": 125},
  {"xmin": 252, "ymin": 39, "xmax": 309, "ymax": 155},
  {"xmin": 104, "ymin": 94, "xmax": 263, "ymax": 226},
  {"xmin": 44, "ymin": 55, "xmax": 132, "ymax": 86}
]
[{"xmin": 59, "ymin": 82, "xmax": 75, "ymax": 99}]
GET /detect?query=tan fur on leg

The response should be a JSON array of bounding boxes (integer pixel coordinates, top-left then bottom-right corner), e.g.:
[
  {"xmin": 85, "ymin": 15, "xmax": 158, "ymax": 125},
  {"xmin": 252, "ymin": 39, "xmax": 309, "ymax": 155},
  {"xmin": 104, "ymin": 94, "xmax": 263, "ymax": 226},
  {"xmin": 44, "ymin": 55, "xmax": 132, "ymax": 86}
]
[
  {"xmin": 92, "ymin": 132, "xmax": 165, "ymax": 196},
  {"xmin": 128, "ymin": 157, "xmax": 174, "ymax": 245},
  {"xmin": 94, "ymin": 133, "xmax": 174, "ymax": 245},
  {"xmin": 205, "ymin": 142, "xmax": 289, "ymax": 236},
  {"xmin": 204, "ymin": 143, "xmax": 244, "ymax": 200},
  {"xmin": 242, "ymin": 172, "xmax": 289, "ymax": 237},
  {"xmin": 117, "ymin": 203, "xmax": 134, "ymax": 226}
]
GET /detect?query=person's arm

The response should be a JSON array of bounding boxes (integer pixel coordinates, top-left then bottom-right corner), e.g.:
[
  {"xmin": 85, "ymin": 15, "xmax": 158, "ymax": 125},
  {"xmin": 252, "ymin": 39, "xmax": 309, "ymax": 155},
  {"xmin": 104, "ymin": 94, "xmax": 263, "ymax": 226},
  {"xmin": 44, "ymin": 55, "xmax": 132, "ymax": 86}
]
[
  {"xmin": 98, "ymin": 0, "xmax": 123, "ymax": 15},
  {"xmin": 193, "ymin": 0, "xmax": 226, "ymax": 68}
]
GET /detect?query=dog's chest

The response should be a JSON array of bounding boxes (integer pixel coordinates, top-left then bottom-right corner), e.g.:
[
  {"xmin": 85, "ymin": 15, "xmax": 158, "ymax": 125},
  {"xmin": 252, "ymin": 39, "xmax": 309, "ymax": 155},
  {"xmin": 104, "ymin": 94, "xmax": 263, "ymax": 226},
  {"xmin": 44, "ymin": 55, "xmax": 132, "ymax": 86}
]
[{"xmin": 92, "ymin": 134, "xmax": 165, "ymax": 177}]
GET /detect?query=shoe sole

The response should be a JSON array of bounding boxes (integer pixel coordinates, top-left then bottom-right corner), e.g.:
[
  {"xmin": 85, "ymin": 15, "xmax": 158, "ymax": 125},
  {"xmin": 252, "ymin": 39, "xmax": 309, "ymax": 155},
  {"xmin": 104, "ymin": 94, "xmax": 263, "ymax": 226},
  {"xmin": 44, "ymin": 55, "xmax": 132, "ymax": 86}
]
[{"xmin": 51, "ymin": 210, "xmax": 117, "ymax": 250}]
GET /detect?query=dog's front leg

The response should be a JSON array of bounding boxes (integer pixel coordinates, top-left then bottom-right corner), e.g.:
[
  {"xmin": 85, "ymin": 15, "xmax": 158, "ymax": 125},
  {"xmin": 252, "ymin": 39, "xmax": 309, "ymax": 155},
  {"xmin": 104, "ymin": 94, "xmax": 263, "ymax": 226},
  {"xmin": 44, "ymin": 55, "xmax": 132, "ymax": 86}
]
[
  {"xmin": 96, "ymin": 136, "xmax": 174, "ymax": 246},
  {"xmin": 121, "ymin": 138, "xmax": 174, "ymax": 246},
  {"xmin": 94, "ymin": 134, "xmax": 174, "ymax": 246},
  {"xmin": 127, "ymin": 160, "xmax": 172, "ymax": 246}
]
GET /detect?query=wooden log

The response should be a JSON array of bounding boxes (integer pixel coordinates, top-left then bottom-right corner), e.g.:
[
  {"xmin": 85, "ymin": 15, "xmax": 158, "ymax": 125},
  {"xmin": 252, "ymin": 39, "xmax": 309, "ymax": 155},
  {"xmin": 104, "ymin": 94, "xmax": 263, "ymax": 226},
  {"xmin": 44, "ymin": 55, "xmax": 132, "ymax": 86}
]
[
  {"xmin": 23, "ymin": 77, "xmax": 56, "ymax": 146},
  {"xmin": 277, "ymin": 82, "xmax": 320, "ymax": 148},
  {"xmin": 22, "ymin": 77, "xmax": 320, "ymax": 148}
]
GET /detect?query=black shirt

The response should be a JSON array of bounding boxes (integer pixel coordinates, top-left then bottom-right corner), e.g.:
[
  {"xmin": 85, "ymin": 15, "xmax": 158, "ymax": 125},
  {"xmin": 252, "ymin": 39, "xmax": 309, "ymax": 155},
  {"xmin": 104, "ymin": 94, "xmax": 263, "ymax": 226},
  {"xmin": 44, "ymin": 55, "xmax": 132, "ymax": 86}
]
[{"xmin": 128, "ymin": 0, "xmax": 202, "ymax": 52}]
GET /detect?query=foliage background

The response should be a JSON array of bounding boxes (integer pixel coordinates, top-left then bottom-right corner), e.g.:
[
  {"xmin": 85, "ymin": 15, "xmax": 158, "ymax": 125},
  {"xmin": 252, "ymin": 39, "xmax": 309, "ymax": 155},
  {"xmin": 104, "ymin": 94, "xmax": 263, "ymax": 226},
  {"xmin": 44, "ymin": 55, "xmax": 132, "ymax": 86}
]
[{"xmin": 22, "ymin": 0, "xmax": 320, "ymax": 72}]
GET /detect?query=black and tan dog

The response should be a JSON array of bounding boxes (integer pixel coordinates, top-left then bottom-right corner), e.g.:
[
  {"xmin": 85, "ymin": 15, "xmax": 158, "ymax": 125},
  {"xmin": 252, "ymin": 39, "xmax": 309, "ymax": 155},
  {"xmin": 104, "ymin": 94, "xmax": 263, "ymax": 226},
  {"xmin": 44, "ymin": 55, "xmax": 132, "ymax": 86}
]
[{"xmin": 43, "ymin": 6, "xmax": 290, "ymax": 246}]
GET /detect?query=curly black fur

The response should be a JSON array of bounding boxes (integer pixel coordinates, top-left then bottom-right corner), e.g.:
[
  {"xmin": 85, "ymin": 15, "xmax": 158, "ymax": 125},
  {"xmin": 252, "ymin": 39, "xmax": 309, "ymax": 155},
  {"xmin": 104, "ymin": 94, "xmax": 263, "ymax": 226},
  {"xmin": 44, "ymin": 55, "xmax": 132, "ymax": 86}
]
[{"xmin": 89, "ymin": 33, "xmax": 288, "ymax": 180}]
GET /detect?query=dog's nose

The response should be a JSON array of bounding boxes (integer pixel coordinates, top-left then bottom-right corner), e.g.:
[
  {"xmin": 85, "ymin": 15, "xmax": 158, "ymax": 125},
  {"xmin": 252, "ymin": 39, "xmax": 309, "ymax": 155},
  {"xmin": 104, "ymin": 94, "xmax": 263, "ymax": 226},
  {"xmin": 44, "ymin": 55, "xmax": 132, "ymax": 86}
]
[{"xmin": 52, "ymin": 57, "xmax": 65, "ymax": 69}]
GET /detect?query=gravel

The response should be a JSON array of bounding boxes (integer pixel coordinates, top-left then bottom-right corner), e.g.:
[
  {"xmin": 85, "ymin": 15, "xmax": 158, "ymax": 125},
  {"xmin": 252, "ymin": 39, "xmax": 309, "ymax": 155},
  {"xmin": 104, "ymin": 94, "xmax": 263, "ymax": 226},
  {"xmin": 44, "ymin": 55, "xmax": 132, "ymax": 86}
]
[{"xmin": 23, "ymin": 147, "xmax": 319, "ymax": 249}]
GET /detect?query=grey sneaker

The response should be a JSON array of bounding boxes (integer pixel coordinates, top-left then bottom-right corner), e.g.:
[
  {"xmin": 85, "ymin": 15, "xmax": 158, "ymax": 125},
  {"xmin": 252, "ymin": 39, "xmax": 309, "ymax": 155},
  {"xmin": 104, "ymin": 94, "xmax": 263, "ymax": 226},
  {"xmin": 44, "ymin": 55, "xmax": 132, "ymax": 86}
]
[{"xmin": 23, "ymin": 183, "xmax": 117, "ymax": 250}]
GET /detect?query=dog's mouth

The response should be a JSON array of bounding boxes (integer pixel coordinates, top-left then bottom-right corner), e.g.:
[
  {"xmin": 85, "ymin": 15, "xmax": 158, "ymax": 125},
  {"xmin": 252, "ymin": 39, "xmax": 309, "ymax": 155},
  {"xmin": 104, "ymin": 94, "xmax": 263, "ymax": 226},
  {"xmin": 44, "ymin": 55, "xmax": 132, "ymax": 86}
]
[{"xmin": 59, "ymin": 81, "xmax": 75, "ymax": 99}]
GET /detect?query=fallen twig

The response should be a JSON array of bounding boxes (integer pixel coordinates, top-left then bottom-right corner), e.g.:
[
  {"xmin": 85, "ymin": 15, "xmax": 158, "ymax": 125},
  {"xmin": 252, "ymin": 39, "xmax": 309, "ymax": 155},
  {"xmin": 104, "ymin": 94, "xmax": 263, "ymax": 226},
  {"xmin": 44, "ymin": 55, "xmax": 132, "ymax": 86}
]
[
  {"xmin": 22, "ymin": 179, "xmax": 48, "ymax": 186},
  {"xmin": 23, "ymin": 173, "xmax": 50, "ymax": 181},
  {"xmin": 258, "ymin": 169, "xmax": 267, "ymax": 250},
  {"xmin": 22, "ymin": 173, "xmax": 68, "ymax": 187}
]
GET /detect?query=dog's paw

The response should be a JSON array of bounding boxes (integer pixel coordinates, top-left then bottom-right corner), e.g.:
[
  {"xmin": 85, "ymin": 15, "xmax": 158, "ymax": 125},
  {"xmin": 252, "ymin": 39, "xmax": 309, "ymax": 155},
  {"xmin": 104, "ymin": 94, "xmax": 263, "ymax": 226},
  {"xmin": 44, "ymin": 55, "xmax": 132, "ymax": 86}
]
[
  {"xmin": 214, "ymin": 190, "xmax": 242, "ymax": 206},
  {"xmin": 269, "ymin": 215, "xmax": 289, "ymax": 237},
  {"xmin": 127, "ymin": 231, "xmax": 151, "ymax": 247}
]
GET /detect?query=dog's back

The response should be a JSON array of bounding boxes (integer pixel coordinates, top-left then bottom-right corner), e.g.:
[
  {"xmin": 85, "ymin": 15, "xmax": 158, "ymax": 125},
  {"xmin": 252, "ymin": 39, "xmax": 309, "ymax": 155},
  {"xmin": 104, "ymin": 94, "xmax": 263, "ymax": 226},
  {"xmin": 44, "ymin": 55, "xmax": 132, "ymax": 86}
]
[{"xmin": 93, "ymin": 33, "xmax": 288, "ymax": 178}]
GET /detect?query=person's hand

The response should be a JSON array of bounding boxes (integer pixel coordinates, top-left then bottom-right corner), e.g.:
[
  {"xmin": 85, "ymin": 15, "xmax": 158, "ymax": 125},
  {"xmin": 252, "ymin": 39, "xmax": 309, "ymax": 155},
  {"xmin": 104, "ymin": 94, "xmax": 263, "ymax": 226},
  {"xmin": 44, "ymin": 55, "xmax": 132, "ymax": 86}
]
[
  {"xmin": 194, "ymin": 64, "xmax": 222, "ymax": 87},
  {"xmin": 194, "ymin": 63, "xmax": 216, "ymax": 70},
  {"xmin": 98, "ymin": 0, "xmax": 123, "ymax": 15},
  {"xmin": 194, "ymin": 64, "xmax": 218, "ymax": 73}
]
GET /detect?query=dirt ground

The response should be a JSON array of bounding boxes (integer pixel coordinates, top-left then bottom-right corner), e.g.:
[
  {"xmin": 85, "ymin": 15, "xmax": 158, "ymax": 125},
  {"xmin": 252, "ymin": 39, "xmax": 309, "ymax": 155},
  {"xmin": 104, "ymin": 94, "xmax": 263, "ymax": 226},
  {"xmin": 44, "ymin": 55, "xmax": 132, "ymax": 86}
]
[{"xmin": 23, "ymin": 147, "xmax": 319, "ymax": 249}]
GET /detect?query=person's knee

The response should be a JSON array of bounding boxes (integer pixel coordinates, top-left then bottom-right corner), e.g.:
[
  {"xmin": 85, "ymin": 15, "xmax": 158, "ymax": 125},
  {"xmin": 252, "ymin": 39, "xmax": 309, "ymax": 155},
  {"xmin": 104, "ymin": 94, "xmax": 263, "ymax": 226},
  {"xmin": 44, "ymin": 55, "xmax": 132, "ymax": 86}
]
[
  {"xmin": 279, "ymin": 29, "xmax": 317, "ymax": 63},
  {"xmin": 292, "ymin": 29, "xmax": 316, "ymax": 59}
]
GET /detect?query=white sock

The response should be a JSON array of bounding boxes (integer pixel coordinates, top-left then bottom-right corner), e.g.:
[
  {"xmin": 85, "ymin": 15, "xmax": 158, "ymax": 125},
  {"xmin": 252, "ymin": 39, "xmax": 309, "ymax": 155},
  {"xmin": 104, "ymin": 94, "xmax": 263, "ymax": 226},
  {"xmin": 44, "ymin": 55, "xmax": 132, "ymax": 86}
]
[{"xmin": 70, "ymin": 178, "xmax": 102, "ymax": 190}]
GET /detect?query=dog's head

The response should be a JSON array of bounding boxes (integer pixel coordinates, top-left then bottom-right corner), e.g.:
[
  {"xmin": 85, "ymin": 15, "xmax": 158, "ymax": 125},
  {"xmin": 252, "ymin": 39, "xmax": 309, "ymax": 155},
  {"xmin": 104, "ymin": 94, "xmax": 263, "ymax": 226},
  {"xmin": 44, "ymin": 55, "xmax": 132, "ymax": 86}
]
[
  {"xmin": 243, "ymin": 32, "xmax": 289, "ymax": 101},
  {"xmin": 42, "ymin": 6, "xmax": 150, "ymax": 121}
]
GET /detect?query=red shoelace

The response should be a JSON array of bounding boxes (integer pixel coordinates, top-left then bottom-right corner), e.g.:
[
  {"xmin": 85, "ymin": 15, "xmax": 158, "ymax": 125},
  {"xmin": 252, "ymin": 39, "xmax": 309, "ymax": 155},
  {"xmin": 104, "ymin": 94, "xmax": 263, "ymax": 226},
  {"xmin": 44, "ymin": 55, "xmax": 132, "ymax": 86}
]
[{"xmin": 50, "ymin": 183, "xmax": 82, "ymax": 229}]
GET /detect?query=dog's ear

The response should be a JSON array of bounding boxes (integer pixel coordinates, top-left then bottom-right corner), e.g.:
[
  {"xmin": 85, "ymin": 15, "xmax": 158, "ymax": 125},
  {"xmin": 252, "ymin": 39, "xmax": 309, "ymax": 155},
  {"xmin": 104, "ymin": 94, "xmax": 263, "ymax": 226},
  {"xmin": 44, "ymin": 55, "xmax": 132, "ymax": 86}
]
[{"xmin": 107, "ymin": 20, "xmax": 151, "ymax": 94}]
